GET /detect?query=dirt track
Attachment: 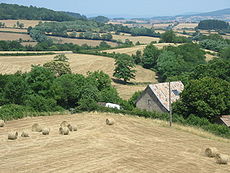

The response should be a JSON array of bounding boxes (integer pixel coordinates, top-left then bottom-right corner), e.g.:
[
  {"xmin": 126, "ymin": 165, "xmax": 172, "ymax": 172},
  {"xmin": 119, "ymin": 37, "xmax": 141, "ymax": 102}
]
[{"xmin": 0, "ymin": 112, "xmax": 229, "ymax": 173}]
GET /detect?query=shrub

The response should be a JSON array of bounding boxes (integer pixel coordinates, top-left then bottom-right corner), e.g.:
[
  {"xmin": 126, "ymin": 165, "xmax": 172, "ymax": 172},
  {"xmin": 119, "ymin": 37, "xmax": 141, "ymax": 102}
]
[{"xmin": 0, "ymin": 104, "xmax": 34, "ymax": 121}]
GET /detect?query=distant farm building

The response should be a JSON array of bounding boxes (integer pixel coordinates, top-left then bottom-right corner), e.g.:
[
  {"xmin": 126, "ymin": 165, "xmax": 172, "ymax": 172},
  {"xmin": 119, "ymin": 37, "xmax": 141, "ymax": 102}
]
[
  {"xmin": 136, "ymin": 81, "xmax": 184, "ymax": 113},
  {"xmin": 216, "ymin": 115, "xmax": 230, "ymax": 128}
]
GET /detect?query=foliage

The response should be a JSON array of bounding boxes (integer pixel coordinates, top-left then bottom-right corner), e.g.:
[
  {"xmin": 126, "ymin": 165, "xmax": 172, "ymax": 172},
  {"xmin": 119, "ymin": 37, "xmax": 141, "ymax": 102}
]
[
  {"xmin": 173, "ymin": 77, "xmax": 230, "ymax": 121},
  {"xmin": 113, "ymin": 54, "xmax": 136, "ymax": 83},
  {"xmin": 130, "ymin": 27, "xmax": 160, "ymax": 37},
  {"xmin": 0, "ymin": 3, "xmax": 76, "ymax": 21},
  {"xmin": 156, "ymin": 51, "xmax": 186, "ymax": 81},
  {"xmin": 199, "ymin": 39, "xmax": 228, "ymax": 51},
  {"xmin": 190, "ymin": 58, "xmax": 230, "ymax": 82},
  {"xmin": 197, "ymin": 20, "xmax": 229, "ymax": 30},
  {"xmin": 160, "ymin": 30, "xmax": 191, "ymax": 43},
  {"xmin": 0, "ymin": 104, "xmax": 34, "ymax": 121},
  {"xmin": 220, "ymin": 46, "xmax": 230, "ymax": 59},
  {"xmin": 43, "ymin": 60, "xmax": 71, "ymax": 77},
  {"xmin": 142, "ymin": 44, "xmax": 161, "ymax": 68},
  {"xmin": 91, "ymin": 16, "xmax": 109, "ymax": 23}
]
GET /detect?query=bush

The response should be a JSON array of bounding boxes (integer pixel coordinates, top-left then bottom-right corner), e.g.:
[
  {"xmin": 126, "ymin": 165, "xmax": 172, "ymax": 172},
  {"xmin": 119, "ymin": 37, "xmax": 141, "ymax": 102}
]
[
  {"xmin": 0, "ymin": 104, "xmax": 34, "ymax": 121},
  {"xmin": 23, "ymin": 95, "xmax": 62, "ymax": 112}
]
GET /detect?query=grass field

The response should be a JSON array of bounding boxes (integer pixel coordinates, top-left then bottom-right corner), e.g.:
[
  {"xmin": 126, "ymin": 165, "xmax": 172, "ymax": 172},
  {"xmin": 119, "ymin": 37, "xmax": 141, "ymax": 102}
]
[
  {"xmin": 173, "ymin": 23, "xmax": 198, "ymax": 30},
  {"xmin": 0, "ymin": 28, "xmax": 28, "ymax": 33},
  {"xmin": 112, "ymin": 34, "xmax": 160, "ymax": 44},
  {"xmin": 49, "ymin": 36, "xmax": 118, "ymax": 47},
  {"xmin": 0, "ymin": 53, "xmax": 156, "ymax": 99},
  {"xmin": 0, "ymin": 20, "xmax": 49, "ymax": 28},
  {"xmin": 0, "ymin": 112, "xmax": 229, "ymax": 173},
  {"xmin": 103, "ymin": 43, "xmax": 181, "ymax": 56},
  {"xmin": 152, "ymin": 23, "xmax": 173, "ymax": 29},
  {"xmin": 0, "ymin": 32, "xmax": 32, "ymax": 41}
]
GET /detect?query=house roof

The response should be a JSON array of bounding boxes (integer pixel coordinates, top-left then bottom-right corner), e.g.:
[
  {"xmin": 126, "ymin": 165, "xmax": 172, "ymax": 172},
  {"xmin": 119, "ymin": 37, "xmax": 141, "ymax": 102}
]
[
  {"xmin": 149, "ymin": 81, "xmax": 184, "ymax": 111},
  {"xmin": 220, "ymin": 115, "xmax": 230, "ymax": 127}
]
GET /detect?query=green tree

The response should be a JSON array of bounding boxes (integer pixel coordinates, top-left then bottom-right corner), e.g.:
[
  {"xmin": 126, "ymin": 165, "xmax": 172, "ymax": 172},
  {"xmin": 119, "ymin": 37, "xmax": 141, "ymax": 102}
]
[
  {"xmin": 142, "ymin": 44, "xmax": 160, "ymax": 68},
  {"xmin": 220, "ymin": 46, "xmax": 230, "ymax": 59},
  {"xmin": 156, "ymin": 51, "xmax": 186, "ymax": 81},
  {"xmin": 113, "ymin": 54, "xmax": 136, "ymax": 83},
  {"xmin": 173, "ymin": 77, "xmax": 230, "ymax": 121},
  {"xmin": 160, "ymin": 30, "xmax": 176, "ymax": 43}
]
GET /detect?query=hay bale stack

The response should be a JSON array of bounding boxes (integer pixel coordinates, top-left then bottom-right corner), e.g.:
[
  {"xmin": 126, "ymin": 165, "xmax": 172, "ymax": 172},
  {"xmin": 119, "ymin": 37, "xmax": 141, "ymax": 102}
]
[
  {"xmin": 59, "ymin": 127, "xmax": 69, "ymax": 135},
  {"xmin": 60, "ymin": 121, "xmax": 69, "ymax": 127},
  {"xmin": 21, "ymin": 131, "xmax": 29, "ymax": 137},
  {"xmin": 205, "ymin": 147, "xmax": 218, "ymax": 157},
  {"xmin": 42, "ymin": 128, "xmax": 50, "ymax": 135},
  {"xmin": 8, "ymin": 132, "xmax": 18, "ymax": 140},
  {"xmin": 32, "ymin": 123, "xmax": 42, "ymax": 132},
  {"xmin": 0, "ymin": 120, "xmax": 5, "ymax": 127},
  {"xmin": 106, "ymin": 118, "xmax": 115, "ymax": 125},
  {"xmin": 67, "ymin": 124, "xmax": 77, "ymax": 132},
  {"xmin": 216, "ymin": 154, "xmax": 229, "ymax": 164}
]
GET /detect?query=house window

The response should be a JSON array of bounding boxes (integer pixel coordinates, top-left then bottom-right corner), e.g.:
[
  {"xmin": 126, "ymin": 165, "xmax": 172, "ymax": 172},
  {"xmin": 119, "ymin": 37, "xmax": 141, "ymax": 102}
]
[
  {"xmin": 172, "ymin": 90, "xmax": 180, "ymax": 96},
  {"xmin": 148, "ymin": 99, "xmax": 152, "ymax": 106}
]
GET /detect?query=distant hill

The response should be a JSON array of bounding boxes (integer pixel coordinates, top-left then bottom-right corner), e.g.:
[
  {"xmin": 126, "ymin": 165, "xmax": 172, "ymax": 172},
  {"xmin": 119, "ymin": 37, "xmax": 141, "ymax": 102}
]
[
  {"xmin": 189, "ymin": 8, "xmax": 230, "ymax": 17},
  {"xmin": 0, "ymin": 3, "xmax": 76, "ymax": 22},
  {"xmin": 62, "ymin": 11, "xmax": 87, "ymax": 20},
  {"xmin": 150, "ymin": 8, "xmax": 230, "ymax": 22}
]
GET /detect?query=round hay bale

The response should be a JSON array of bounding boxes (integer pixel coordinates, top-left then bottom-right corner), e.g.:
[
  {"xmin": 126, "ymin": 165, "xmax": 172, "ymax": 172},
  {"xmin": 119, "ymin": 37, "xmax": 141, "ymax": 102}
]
[
  {"xmin": 72, "ymin": 125, "xmax": 77, "ymax": 131},
  {"xmin": 59, "ymin": 127, "xmax": 69, "ymax": 135},
  {"xmin": 67, "ymin": 124, "xmax": 73, "ymax": 131},
  {"xmin": 21, "ymin": 131, "xmax": 29, "ymax": 137},
  {"xmin": 106, "ymin": 118, "xmax": 115, "ymax": 125},
  {"xmin": 60, "ymin": 121, "xmax": 69, "ymax": 127},
  {"xmin": 32, "ymin": 123, "xmax": 42, "ymax": 132},
  {"xmin": 205, "ymin": 147, "xmax": 218, "ymax": 157},
  {"xmin": 42, "ymin": 128, "xmax": 50, "ymax": 135},
  {"xmin": 216, "ymin": 154, "xmax": 229, "ymax": 164},
  {"xmin": 0, "ymin": 120, "xmax": 5, "ymax": 127},
  {"xmin": 8, "ymin": 132, "xmax": 18, "ymax": 140},
  {"xmin": 67, "ymin": 124, "xmax": 77, "ymax": 132}
]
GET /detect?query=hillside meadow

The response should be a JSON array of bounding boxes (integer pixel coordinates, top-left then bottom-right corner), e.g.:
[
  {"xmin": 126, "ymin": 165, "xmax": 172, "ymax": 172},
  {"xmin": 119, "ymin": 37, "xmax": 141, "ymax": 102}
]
[
  {"xmin": 49, "ymin": 36, "xmax": 118, "ymax": 47},
  {"xmin": 0, "ymin": 53, "xmax": 156, "ymax": 99},
  {"xmin": 0, "ymin": 112, "xmax": 229, "ymax": 173},
  {"xmin": 0, "ymin": 32, "xmax": 32, "ymax": 41}
]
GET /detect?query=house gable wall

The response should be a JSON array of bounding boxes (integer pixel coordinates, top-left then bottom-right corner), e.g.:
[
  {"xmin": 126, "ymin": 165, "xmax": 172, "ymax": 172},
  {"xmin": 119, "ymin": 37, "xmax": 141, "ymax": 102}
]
[{"xmin": 136, "ymin": 86, "xmax": 168, "ymax": 113}]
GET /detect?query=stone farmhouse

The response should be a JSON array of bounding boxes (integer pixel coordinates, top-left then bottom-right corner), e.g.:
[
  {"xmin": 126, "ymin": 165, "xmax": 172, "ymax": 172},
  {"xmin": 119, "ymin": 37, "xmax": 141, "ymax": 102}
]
[{"xmin": 136, "ymin": 81, "xmax": 184, "ymax": 113}]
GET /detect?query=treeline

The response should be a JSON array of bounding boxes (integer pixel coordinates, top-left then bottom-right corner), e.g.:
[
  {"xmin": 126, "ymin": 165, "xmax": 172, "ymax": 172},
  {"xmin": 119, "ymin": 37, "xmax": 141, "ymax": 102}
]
[
  {"xmin": 0, "ymin": 3, "xmax": 78, "ymax": 21},
  {"xmin": 131, "ymin": 43, "xmax": 206, "ymax": 81},
  {"xmin": 29, "ymin": 20, "xmax": 160, "ymax": 43},
  {"xmin": 160, "ymin": 30, "xmax": 192, "ymax": 43},
  {"xmin": 197, "ymin": 20, "xmax": 229, "ymax": 30}
]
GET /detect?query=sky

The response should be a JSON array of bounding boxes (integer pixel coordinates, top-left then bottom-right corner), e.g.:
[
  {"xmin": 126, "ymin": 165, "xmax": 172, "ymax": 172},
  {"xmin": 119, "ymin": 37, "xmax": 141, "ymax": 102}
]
[{"xmin": 0, "ymin": 0, "xmax": 230, "ymax": 18}]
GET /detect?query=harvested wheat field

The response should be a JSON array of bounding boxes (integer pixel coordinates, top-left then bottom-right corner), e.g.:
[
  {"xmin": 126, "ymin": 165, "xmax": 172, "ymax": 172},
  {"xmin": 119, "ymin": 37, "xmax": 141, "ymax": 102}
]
[
  {"xmin": 103, "ymin": 45, "xmax": 147, "ymax": 55},
  {"xmin": 173, "ymin": 23, "xmax": 198, "ymax": 30},
  {"xmin": 0, "ymin": 112, "xmax": 229, "ymax": 173},
  {"xmin": 49, "ymin": 36, "xmax": 118, "ymax": 47},
  {"xmin": 0, "ymin": 53, "xmax": 156, "ymax": 99},
  {"xmin": 0, "ymin": 20, "xmax": 49, "ymax": 28},
  {"xmin": 0, "ymin": 28, "xmax": 28, "ymax": 33},
  {"xmin": 112, "ymin": 34, "xmax": 160, "ymax": 44},
  {"xmin": 0, "ymin": 32, "xmax": 32, "ymax": 41}
]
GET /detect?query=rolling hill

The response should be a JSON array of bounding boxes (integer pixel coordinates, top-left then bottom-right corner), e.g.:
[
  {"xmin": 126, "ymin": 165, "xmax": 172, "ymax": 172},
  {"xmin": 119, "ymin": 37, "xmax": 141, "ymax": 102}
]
[{"xmin": 0, "ymin": 112, "xmax": 229, "ymax": 173}]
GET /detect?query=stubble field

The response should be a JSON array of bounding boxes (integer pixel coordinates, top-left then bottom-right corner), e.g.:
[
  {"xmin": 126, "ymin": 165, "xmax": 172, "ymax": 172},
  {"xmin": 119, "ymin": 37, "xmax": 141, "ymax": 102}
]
[{"xmin": 0, "ymin": 112, "xmax": 229, "ymax": 173}]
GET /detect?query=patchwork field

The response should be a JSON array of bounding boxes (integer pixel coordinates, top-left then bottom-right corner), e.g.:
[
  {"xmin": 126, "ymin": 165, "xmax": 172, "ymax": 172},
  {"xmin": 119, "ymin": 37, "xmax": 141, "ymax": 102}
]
[
  {"xmin": 112, "ymin": 34, "xmax": 160, "ymax": 44},
  {"xmin": 0, "ymin": 112, "xmax": 229, "ymax": 173},
  {"xmin": 0, "ymin": 28, "xmax": 28, "ymax": 33},
  {"xmin": 0, "ymin": 32, "xmax": 32, "ymax": 41},
  {"xmin": 0, "ymin": 53, "xmax": 156, "ymax": 99},
  {"xmin": 173, "ymin": 23, "xmax": 198, "ymax": 30},
  {"xmin": 103, "ymin": 45, "xmax": 147, "ymax": 55},
  {"xmin": 0, "ymin": 20, "xmax": 49, "ymax": 28},
  {"xmin": 49, "ymin": 36, "xmax": 118, "ymax": 47}
]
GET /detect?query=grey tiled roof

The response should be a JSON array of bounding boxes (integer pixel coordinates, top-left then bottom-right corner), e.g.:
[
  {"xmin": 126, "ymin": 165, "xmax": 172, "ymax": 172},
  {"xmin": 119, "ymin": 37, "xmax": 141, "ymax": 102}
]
[
  {"xmin": 220, "ymin": 115, "xmax": 230, "ymax": 127},
  {"xmin": 149, "ymin": 81, "xmax": 184, "ymax": 111}
]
